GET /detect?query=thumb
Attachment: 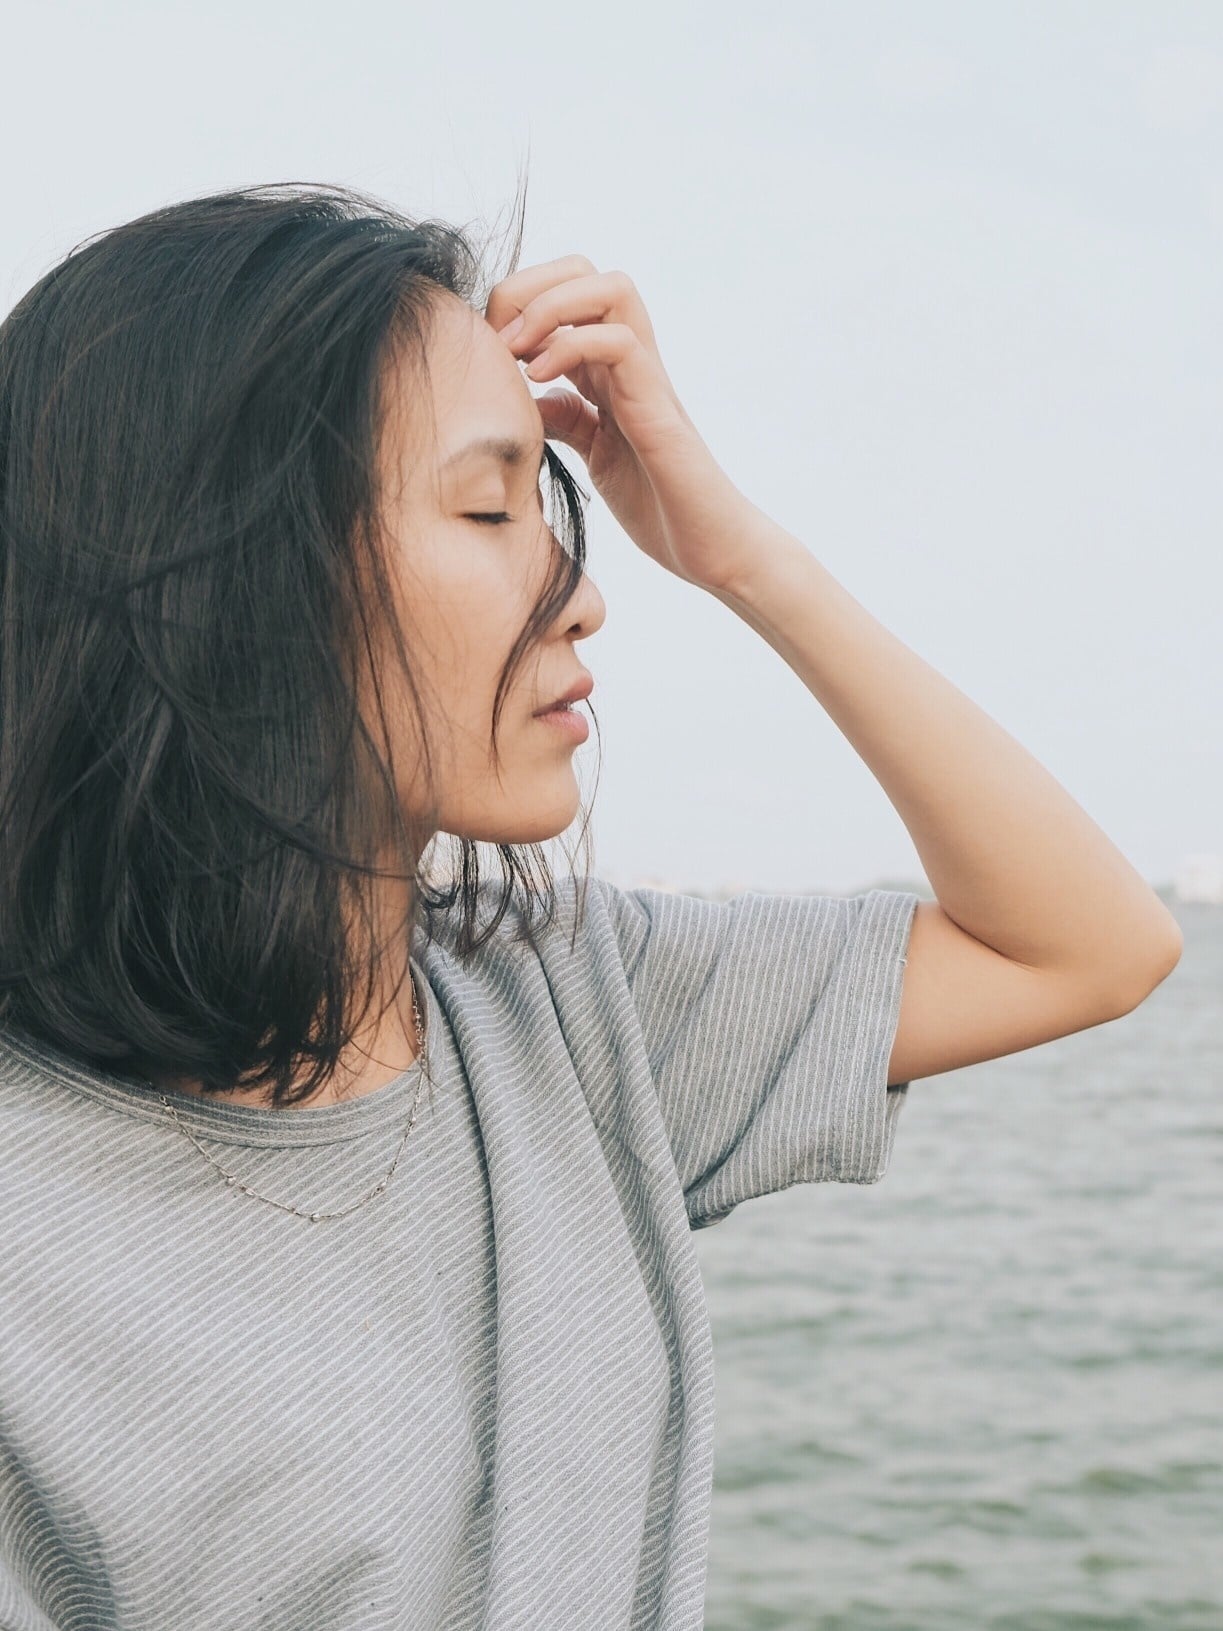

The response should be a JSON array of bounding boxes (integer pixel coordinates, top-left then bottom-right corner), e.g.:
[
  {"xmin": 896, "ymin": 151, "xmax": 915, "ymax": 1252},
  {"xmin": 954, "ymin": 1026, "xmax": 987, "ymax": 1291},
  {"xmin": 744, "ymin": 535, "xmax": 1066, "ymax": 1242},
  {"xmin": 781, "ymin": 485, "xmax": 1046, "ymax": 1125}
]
[{"xmin": 536, "ymin": 389, "xmax": 598, "ymax": 463}]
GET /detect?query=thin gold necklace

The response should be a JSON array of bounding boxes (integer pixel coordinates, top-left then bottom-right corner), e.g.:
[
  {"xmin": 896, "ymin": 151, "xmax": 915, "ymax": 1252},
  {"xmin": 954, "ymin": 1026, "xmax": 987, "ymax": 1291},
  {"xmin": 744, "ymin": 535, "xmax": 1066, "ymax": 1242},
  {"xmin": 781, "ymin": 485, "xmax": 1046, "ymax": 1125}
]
[{"xmin": 152, "ymin": 976, "xmax": 427, "ymax": 1223}]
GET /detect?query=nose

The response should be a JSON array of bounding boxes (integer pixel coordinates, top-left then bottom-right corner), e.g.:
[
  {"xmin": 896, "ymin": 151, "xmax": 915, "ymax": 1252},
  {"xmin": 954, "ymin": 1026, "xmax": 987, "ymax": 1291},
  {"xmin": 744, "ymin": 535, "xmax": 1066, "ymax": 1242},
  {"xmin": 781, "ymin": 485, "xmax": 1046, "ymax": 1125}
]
[{"xmin": 566, "ymin": 568, "xmax": 606, "ymax": 641}]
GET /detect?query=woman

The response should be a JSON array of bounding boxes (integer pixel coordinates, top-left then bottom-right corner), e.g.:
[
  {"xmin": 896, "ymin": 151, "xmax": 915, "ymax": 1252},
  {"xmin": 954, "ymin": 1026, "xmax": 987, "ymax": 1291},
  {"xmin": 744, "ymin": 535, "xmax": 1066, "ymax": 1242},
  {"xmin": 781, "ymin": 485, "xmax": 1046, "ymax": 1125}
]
[{"xmin": 0, "ymin": 180, "xmax": 1181, "ymax": 1630}]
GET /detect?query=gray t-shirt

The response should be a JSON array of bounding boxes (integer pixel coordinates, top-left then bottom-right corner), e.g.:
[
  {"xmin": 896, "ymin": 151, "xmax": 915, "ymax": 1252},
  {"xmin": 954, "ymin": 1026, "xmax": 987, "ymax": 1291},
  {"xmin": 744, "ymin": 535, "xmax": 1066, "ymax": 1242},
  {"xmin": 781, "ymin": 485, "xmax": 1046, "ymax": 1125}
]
[{"xmin": 0, "ymin": 875, "xmax": 918, "ymax": 1630}]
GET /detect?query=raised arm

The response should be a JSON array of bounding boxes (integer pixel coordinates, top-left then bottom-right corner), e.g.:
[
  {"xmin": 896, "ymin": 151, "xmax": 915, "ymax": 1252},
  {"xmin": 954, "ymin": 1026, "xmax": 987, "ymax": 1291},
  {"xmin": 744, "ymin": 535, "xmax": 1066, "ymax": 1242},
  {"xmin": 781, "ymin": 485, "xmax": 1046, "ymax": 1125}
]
[
  {"xmin": 704, "ymin": 519, "xmax": 1182, "ymax": 1082},
  {"xmin": 486, "ymin": 256, "xmax": 1181, "ymax": 1086}
]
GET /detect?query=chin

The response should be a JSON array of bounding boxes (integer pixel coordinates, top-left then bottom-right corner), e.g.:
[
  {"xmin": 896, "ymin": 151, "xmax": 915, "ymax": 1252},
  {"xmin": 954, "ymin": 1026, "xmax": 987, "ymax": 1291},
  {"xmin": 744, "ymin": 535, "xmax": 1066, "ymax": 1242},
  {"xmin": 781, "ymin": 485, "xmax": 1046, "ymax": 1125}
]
[
  {"xmin": 491, "ymin": 810, "xmax": 582, "ymax": 846},
  {"xmin": 447, "ymin": 787, "xmax": 584, "ymax": 848}
]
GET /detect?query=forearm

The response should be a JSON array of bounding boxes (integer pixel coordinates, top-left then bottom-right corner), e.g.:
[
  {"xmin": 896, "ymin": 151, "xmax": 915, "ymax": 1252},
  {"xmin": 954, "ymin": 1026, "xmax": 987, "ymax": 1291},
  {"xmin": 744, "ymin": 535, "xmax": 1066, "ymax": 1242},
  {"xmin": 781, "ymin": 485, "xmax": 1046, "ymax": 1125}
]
[{"xmin": 705, "ymin": 501, "xmax": 1182, "ymax": 987}]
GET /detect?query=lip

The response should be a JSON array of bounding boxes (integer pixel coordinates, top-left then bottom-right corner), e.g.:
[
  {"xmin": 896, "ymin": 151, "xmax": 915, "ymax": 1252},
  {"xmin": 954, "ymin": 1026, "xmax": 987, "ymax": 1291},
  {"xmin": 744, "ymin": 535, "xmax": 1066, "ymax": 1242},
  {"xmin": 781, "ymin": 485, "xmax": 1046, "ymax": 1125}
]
[
  {"xmin": 535, "ymin": 706, "xmax": 590, "ymax": 743},
  {"xmin": 533, "ymin": 672, "xmax": 595, "ymax": 716}
]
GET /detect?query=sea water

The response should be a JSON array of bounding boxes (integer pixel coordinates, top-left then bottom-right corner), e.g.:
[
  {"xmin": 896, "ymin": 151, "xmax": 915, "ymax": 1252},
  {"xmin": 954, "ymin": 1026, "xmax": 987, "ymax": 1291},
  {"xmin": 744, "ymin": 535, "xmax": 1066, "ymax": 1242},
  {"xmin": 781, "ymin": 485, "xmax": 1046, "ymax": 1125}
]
[{"xmin": 696, "ymin": 899, "xmax": 1222, "ymax": 1631}]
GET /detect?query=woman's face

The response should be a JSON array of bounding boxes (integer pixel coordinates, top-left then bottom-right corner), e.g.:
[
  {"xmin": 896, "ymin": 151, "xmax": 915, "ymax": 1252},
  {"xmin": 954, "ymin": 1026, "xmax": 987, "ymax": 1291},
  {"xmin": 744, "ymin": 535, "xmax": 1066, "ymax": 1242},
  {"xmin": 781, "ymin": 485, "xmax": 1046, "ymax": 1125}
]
[{"xmin": 374, "ymin": 293, "xmax": 606, "ymax": 848}]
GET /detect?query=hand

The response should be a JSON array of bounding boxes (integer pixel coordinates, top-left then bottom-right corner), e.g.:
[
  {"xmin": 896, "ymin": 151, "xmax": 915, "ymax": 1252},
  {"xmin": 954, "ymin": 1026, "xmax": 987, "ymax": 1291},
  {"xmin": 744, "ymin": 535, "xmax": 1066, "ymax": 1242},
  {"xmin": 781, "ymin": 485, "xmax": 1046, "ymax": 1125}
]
[{"xmin": 484, "ymin": 256, "xmax": 756, "ymax": 594}]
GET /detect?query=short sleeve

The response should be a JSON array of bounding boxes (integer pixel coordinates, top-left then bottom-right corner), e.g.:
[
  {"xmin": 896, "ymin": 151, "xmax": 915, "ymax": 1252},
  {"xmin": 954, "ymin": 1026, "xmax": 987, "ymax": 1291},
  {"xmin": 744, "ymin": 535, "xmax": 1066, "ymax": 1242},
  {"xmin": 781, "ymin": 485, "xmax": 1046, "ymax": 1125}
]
[{"xmin": 590, "ymin": 879, "xmax": 919, "ymax": 1230}]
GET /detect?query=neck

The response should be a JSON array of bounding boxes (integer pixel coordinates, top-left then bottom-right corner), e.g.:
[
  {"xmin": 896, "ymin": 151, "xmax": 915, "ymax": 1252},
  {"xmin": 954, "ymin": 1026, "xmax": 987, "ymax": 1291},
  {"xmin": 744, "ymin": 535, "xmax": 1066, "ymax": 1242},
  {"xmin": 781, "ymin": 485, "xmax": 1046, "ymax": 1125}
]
[
  {"xmin": 146, "ymin": 859, "xmax": 427, "ymax": 1110},
  {"xmin": 151, "ymin": 964, "xmax": 424, "ymax": 1111}
]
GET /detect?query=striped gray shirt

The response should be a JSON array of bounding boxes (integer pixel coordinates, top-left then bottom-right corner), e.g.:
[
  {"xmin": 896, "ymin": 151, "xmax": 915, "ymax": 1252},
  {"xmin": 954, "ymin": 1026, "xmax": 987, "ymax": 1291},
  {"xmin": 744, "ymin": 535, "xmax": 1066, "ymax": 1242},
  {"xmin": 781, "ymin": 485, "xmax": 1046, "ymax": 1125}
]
[{"xmin": 0, "ymin": 876, "xmax": 918, "ymax": 1630}]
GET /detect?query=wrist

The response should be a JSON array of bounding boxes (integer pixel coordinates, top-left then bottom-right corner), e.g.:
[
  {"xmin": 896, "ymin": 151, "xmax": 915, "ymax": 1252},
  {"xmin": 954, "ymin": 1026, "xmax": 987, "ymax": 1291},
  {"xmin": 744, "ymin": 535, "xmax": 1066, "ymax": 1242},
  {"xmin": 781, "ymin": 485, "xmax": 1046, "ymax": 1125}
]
[{"xmin": 701, "ymin": 506, "xmax": 814, "ymax": 608}]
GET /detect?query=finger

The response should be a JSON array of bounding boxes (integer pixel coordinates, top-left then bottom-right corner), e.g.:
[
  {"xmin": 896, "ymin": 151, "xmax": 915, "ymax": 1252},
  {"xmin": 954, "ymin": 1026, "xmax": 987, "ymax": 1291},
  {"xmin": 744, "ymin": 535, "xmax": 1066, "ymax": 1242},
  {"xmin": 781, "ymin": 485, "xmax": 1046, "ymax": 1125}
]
[
  {"xmin": 513, "ymin": 325, "xmax": 601, "ymax": 402},
  {"xmin": 483, "ymin": 254, "xmax": 598, "ymax": 331},
  {"xmin": 532, "ymin": 353, "xmax": 604, "ymax": 416},
  {"xmin": 494, "ymin": 270, "xmax": 657, "ymax": 359},
  {"xmin": 523, "ymin": 322, "xmax": 643, "ymax": 387},
  {"xmin": 528, "ymin": 324, "xmax": 683, "ymax": 442},
  {"xmin": 536, "ymin": 389, "xmax": 599, "ymax": 463}
]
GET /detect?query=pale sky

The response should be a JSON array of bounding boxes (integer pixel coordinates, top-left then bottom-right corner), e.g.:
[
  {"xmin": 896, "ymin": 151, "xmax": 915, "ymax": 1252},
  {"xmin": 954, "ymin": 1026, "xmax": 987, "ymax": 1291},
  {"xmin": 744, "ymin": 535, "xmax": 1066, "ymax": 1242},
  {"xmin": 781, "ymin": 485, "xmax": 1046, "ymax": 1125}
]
[{"xmin": 4, "ymin": 1, "xmax": 1218, "ymax": 897}]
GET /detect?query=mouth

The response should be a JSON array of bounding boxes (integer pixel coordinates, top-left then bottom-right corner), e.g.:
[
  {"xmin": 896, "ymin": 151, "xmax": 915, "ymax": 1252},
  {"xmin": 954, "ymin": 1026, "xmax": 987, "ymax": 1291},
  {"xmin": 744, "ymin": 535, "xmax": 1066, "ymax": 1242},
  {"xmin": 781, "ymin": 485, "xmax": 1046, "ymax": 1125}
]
[{"xmin": 533, "ymin": 672, "xmax": 595, "ymax": 717}]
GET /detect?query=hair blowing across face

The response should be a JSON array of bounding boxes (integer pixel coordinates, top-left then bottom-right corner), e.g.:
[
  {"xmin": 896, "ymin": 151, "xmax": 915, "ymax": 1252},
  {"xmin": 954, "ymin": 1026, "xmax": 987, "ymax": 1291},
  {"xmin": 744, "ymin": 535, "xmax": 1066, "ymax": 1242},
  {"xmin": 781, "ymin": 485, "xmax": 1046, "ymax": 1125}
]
[{"xmin": 0, "ymin": 177, "xmax": 599, "ymax": 1108}]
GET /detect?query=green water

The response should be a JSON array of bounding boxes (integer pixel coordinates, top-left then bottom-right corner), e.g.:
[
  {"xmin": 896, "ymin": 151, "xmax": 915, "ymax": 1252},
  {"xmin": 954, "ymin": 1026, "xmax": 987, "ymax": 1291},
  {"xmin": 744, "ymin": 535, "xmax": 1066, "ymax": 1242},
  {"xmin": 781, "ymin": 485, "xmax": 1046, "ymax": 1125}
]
[{"xmin": 696, "ymin": 900, "xmax": 1222, "ymax": 1630}]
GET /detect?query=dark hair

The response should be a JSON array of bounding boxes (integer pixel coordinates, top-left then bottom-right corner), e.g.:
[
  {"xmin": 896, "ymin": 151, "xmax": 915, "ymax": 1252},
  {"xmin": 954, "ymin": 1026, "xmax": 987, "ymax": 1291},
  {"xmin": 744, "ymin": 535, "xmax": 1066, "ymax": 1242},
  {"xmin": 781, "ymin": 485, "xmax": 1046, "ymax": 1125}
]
[{"xmin": 0, "ymin": 177, "xmax": 601, "ymax": 1107}]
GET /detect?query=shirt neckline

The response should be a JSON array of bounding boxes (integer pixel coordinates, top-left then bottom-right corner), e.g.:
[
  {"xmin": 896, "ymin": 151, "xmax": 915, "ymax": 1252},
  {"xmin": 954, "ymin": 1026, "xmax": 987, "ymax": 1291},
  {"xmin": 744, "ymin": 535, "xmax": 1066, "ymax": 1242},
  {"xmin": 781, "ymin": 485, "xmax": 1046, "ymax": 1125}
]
[{"xmin": 1, "ymin": 954, "xmax": 440, "ymax": 1149}]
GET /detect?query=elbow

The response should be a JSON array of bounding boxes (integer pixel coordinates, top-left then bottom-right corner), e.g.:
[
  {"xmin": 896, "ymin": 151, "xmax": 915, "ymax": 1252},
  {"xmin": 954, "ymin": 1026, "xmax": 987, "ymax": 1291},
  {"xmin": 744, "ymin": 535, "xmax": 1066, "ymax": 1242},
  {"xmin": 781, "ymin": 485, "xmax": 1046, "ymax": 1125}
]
[
  {"xmin": 1144, "ymin": 914, "xmax": 1185, "ymax": 989},
  {"xmin": 1110, "ymin": 921, "xmax": 1184, "ymax": 1016}
]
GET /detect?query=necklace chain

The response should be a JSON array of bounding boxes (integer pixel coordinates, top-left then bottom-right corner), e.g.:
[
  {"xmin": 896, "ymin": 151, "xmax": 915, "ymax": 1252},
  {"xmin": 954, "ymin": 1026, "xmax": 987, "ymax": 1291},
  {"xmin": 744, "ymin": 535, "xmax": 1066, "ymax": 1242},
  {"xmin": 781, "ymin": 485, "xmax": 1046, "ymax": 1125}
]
[{"xmin": 154, "ymin": 976, "xmax": 427, "ymax": 1223}]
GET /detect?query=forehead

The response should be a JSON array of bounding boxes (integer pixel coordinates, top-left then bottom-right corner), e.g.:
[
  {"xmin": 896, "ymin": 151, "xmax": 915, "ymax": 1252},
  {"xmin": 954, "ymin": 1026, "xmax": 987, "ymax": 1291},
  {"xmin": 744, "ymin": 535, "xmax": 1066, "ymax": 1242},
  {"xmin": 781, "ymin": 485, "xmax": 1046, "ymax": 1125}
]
[{"xmin": 425, "ymin": 296, "xmax": 545, "ymax": 469}]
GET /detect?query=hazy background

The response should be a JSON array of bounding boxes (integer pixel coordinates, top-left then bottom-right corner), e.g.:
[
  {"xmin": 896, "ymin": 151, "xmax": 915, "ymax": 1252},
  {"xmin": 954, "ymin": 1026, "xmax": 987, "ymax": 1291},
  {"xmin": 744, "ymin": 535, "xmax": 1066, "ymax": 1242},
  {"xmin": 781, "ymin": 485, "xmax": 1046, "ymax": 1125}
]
[
  {"xmin": 3, "ymin": 1, "xmax": 1217, "ymax": 899},
  {"xmin": 4, "ymin": 9, "xmax": 1220, "ymax": 1626}
]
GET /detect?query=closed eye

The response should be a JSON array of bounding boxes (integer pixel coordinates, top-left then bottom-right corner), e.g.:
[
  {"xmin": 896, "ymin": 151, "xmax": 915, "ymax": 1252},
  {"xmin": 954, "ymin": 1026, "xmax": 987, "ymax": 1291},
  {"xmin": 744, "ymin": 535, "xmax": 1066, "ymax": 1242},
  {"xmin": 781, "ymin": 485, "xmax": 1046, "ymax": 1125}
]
[{"xmin": 465, "ymin": 476, "xmax": 547, "ymax": 527}]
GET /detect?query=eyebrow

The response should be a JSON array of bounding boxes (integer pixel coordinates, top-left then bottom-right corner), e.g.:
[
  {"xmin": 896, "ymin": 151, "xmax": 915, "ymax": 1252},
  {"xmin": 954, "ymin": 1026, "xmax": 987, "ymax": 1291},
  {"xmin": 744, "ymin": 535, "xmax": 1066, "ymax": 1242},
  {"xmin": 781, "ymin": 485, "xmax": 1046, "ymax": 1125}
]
[{"xmin": 441, "ymin": 436, "xmax": 548, "ymax": 472}]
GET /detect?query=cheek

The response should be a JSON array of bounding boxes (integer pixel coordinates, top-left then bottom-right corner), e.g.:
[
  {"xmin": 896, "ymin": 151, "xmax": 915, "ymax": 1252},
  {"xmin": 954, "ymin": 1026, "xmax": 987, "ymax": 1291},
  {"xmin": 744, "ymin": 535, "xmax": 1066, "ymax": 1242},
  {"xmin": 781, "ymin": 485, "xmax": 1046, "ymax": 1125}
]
[{"xmin": 431, "ymin": 553, "xmax": 532, "ymax": 714}]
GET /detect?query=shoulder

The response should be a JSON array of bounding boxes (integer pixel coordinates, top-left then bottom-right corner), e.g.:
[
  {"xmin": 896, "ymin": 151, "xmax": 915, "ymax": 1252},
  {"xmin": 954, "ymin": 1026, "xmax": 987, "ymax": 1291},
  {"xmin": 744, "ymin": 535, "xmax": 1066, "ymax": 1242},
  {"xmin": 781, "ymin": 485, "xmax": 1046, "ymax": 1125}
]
[
  {"xmin": 0, "ymin": 1031, "xmax": 137, "ymax": 1250},
  {"xmin": 419, "ymin": 873, "xmax": 633, "ymax": 986}
]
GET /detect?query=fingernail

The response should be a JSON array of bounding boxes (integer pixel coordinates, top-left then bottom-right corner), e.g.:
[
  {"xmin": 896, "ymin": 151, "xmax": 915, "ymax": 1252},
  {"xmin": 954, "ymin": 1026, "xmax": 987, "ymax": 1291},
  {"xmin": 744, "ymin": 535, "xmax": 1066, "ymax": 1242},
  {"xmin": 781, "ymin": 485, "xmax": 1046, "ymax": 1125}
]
[{"xmin": 498, "ymin": 315, "xmax": 525, "ymax": 344}]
